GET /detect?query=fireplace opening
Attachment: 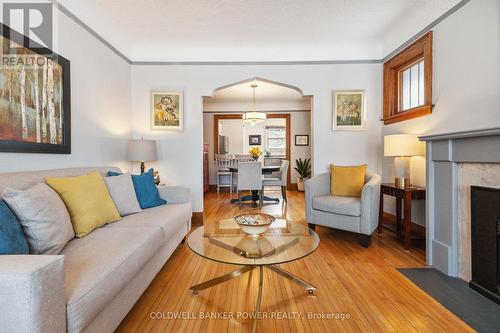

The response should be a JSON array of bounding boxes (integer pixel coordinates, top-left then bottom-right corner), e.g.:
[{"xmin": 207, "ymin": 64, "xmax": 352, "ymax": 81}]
[{"xmin": 470, "ymin": 186, "xmax": 500, "ymax": 304}]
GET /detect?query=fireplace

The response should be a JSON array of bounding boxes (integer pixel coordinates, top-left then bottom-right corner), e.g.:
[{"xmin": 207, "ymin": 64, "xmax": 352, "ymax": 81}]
[{"xmin": 470, "ymin": 186, "xmax": 500, "ymax": 304}]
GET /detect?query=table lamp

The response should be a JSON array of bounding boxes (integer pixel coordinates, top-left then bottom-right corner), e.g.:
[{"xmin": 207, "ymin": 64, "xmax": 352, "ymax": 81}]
[
  {"xmin": 126, "ymin": 138, "xmax": 157, "ymax": 174},
  {"xmin": 384, "ymin": 134, "xmax": 424, "ymax": 188}
]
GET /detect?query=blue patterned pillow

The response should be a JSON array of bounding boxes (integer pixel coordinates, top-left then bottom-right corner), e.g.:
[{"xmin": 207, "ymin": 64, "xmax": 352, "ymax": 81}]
[
  {"xmin": 0, "ymin": 200, "xmax": 29, "ymax": 254},
  {"xmin": 108, "ymin": 168, "xmax": 166, "ymax": 209}
]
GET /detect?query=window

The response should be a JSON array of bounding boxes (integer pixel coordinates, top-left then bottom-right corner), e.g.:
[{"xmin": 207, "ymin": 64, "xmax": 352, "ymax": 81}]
[
  {"xmin": 383, "ymin": 31, "xmax": 433, "ymax": 124},
  {"xmin": 266, "ymin": 126, "xmax": 286, "ymax": 149}
]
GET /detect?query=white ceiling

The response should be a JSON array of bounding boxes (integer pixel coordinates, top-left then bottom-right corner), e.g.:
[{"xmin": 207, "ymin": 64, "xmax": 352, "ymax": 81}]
[{"xmin": 58, "ymin": 0, "xmax": 461, "ymax": 62}]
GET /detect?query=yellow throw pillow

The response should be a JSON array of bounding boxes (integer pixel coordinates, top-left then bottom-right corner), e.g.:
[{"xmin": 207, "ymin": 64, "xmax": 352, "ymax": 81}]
[
  {"xmin": 46, "ymin": 171, "xmax": 121, "ymax": 237},
  {"xmin": 330, "ymin": 164, "xmax": 367, "ymax": 197}
]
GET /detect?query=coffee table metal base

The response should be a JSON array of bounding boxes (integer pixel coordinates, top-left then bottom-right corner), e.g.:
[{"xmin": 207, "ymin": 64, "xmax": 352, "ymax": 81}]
[{"xmin": 190, "ymin": 265, "xmax": 316, "ymax": 333}]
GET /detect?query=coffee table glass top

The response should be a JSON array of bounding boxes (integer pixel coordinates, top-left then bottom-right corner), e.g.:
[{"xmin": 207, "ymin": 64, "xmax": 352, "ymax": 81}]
[{"xmin": 187, "ymin": 219, "xmax": 320, "ymax": 266}]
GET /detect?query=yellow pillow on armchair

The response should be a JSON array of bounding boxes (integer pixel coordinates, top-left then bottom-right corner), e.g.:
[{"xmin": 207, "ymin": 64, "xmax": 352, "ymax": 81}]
[
  {"xmin": 330, "ymin": 164, "xmax": 367, "ymax": 197},
  {"xmin": 46, "ymin": 171, "xmax": 121, "ymax": 237}
]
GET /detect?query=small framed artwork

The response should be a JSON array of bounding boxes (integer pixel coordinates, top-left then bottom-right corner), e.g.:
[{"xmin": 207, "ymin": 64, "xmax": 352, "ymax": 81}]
[
  {"xmin": 151, "ymin": 91, "xmax": 183, "ymax": 131},
  {"xmin": 333, "ymin": 90, "xmax": 365, "ymax": 131},
  {"xmin": 295, "ymin": 135, "xmax": 309, "ymax": 146},
  {"xmin": 249, "ymin": 135, "xmax": 261, "ymax": 145}
]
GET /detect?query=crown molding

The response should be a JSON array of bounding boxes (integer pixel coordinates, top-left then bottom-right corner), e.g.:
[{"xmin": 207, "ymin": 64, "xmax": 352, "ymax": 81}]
[
  {"xmin": 53, "ymin": 1, "xmax": 132, "ymax": 64},
  {"xmin": 55, "ymin": 0, "xmax": 471, "ymax": 66},
  {"xmin": 382, "ymin": 0, "xmax": 470, "ymax": 62},
  {"xmin": 131, "ymin": 59, "xmax": 381, "ymax": 66}
]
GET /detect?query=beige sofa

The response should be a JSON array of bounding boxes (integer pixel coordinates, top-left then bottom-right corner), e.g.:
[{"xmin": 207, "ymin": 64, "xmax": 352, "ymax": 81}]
[{"xmin": 0, "ymin": 167, "xmax": 192, "ymax": 333}]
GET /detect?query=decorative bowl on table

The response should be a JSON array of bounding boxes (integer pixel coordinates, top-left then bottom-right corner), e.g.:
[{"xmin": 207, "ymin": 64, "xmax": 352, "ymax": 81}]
[{"xmin": 234, "ymin": 213, "xmax": 276, "ymax": 236}]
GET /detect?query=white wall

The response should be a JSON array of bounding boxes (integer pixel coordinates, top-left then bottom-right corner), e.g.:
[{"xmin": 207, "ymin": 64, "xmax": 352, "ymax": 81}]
[
  {"xmin": 381, "ymin": 0, "xmax": 500, "ymax": 225},
  {"xmin": 219, "ymin": 119, "xmax": 244, "ymax": 155},
  {"xmin": 132, "ymin": 64, "xmax": 383, "ymax": 212},
  {"xmin": 0, "ymin": 11, "xmax": 132, "ymax": 172}
]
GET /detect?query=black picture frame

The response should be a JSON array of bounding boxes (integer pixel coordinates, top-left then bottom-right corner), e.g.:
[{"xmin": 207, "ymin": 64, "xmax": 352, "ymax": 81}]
[
  {"xmin": 295, "ymin": 135, "xmax": 309, "ymax": 146},
  {"xmin": 249, "ymin": 135, "xmax": 261, "ymax": 145},
  {"xmin": 0, "ymin": 23, "xmax": 71, "ymax": 154}
]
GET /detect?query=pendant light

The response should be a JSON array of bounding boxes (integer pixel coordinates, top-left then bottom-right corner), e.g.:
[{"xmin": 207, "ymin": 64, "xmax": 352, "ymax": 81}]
[{"xmin": 243, "ymin": 84, "xmax": 266, "ymax": 125}]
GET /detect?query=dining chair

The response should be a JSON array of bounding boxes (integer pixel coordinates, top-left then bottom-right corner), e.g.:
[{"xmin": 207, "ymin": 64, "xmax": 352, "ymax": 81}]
[
  {"xmin": 236, "ymin": 154, "xmax": 253, "ymax": 162},
  {"xmin": 215, "ymin": 154, "xmax": 232, "ymax": 193},
  {"xmin": 236, "ymin": 161, "xmax": 263, "ymax": 207},
  {"xmin": 261, "ymin": 160, "xmax": 289, "ymax": 206}
]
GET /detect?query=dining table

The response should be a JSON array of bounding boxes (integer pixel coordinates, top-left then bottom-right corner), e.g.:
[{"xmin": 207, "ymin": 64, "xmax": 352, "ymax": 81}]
[{"xmin": 228, "ymin": 165, "xmax": 281, "ymax": 206}]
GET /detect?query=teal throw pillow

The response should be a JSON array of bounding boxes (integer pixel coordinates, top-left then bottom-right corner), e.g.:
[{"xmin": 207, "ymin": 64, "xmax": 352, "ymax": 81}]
[
  {"xmin": 107, "ymin": 168, "xmax": 166, "ymax": 209},
  {"xmin": 0, "ymin": 200, "xmax": 29, "ymax": 254}
]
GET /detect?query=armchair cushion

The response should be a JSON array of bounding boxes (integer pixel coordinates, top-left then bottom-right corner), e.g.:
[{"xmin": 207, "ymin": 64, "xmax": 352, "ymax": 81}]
[
  {"xmin": 330, "ymin": 164, "xmax": 367, "ymax": 197},
  {"xmin": 312, "ymin": 195, "xmax": 361, "ymax": 217}
]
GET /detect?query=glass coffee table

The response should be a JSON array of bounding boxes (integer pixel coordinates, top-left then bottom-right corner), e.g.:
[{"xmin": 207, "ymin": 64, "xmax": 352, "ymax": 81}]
[{"xmin": 187, "ymin": 218, "xmax": 320, "ymax": 333}]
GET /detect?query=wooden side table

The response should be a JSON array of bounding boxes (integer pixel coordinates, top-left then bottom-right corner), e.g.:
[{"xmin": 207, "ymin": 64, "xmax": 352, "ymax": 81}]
[{"xmin": 377, "ymin": 183, "xmax": 426, "ymax": 250}]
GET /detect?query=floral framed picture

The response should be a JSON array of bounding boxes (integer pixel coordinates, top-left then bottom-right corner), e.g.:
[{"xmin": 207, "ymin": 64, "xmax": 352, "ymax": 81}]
[
  {"xmin": 151, "ymin": 91, "xmax": 183, "ymax": 131},
  {"xmin": 333, "ymin": 90, "xmax": 365, "ymax": 131}
]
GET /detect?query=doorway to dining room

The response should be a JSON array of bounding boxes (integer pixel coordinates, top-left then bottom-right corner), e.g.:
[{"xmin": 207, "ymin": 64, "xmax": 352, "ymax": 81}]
[{"xmin": 202, "ymin": 78, "xmax": 312, "ymax": 202}]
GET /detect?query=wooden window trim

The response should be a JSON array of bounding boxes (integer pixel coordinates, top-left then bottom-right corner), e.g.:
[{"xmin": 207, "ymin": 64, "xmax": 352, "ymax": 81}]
[{"xmin": 383, "ymin": 31, "xmax": 433, "ymax": 125}]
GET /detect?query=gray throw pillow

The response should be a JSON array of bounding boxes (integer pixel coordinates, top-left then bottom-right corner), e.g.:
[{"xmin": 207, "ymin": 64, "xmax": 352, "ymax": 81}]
[
  {"xmin": 2, "ymin": 183, "xmax": 75, "ymax": 254},
  {"xmin": 104, "ymin": 173, "xmax": 142, "ymax": 216}
]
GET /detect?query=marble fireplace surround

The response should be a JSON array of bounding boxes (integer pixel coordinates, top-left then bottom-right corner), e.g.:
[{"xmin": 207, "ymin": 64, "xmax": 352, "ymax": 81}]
[{"xmin": 420, "ymin": 127, "xmax": 500, "ymax": 279}]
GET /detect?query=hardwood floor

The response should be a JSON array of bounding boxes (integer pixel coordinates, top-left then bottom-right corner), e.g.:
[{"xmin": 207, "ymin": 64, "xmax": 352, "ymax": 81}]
[{"xmin": 117, "ymin": 190, "xmax": 473, "ymax": 333}]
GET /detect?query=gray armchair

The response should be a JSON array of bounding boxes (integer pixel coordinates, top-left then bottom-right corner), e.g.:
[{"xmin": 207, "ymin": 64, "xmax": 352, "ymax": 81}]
[{"xmin": 305, "ymin": 171, "xmax": 381, "ymax": 247}]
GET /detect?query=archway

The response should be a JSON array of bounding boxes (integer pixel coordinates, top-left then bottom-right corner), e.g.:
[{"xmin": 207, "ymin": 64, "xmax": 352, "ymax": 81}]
[{"xmin": 202, "ymin": 77, "xmax": 313, "ymax": 198}]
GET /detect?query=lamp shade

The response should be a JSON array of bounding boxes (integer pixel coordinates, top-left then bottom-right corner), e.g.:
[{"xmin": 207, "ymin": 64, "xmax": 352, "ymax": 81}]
[
  {"xmin": 384, "ymin": 134, "xmax": 424, "ymax": 157},
  {"xmin": 243, "ymin": 111, "xmax": 266, "ymax": 125},
  {"xmin": 126, "ymin": 139, "xmax": 157, "ymax": 162}
]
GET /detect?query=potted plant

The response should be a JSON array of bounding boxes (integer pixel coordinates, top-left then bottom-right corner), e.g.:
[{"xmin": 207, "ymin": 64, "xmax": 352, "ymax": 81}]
[
  {"xmin": 249, "ymin": 147, "xmax": 262, "ymax": 161},
  {"xmin": 295, "ymin": 158, "xmax": 311, "ymax": 192}
]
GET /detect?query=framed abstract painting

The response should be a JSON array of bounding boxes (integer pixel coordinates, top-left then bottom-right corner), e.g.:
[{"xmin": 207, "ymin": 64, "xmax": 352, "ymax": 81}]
[
  {"xmin": 333, "ymin": 90, "xmax": 365, "ymax": 131},
  {"xmin": 151, "ymin": 91, "xmax": 183, "ymax": 131},
  {"xmin": 0, "ymin": 23, "xmax": 71, "ymax": 154}
]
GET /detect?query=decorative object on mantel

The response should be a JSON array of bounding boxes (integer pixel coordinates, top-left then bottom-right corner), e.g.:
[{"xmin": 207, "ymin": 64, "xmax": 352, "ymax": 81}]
[
  {"xmin": 248, "ymin": 147, "xmax": 262, "ymax": 161},
  {"xmin": 126, "ymin": 138, "xmax": 157, "ymax": 173},
  {"xmin": 0, "ymin": 23, "xmax": 71, "ymax": 154},
  {"xmin": 384, "ymin": 134, "xmax": 424, "ymax": 188},
  {"xmin": 151, "ymin": 91, "xmax": 183, "ymax": 131},
  {"xmin": 248, "ymin": 135, "xmax": 261, "ymax": 145},
  {"xmin": 294, "ymin": 158, "xmax": 311, "ymax": 192},
  {"xmin": 333, "ymin": 90, "xmax": 365, "ymax": 131},
  {"xmin": 295, "ymin": 135, "xmax": 309, "ymax": 146},
  {"xmin": 243, "ymin": 84, "xmax": 266, "ymax": 126}
]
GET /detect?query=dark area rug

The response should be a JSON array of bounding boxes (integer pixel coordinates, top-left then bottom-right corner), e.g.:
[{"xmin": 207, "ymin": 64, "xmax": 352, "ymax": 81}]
[{"xmin": 398, "ymin": 268, "xmax": 500, "ymax": 333}]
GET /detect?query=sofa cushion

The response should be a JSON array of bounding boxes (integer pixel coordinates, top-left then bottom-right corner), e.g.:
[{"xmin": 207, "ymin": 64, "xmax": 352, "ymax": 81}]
[
  {"xmin": 2, "ymin": 183, "xmax": 75, "ymax": 254},
  {"xmin": 0, "ymin": 200, "xmax": 29, "ymax": 254},
  {"xmin": 103, "ymin": 173, "xmax": 142, "ymax": 216},
  {"xmin": 312, "ymin": 195, "xmax": 361, "ymax": 217},
  {"xmin": 105, "ymin": 203, "xmax": 191, "ymax": 244},
  {"xmin": 108, "ymin": 169, "xmax": 166, "ymax": 209},
  {"xmin": 62, "ymin": 226, "xmax": 162, "ymax": 333},
  {"xmin": 46, "ymin": 171, "xmax": 121, "ymax": 237}
]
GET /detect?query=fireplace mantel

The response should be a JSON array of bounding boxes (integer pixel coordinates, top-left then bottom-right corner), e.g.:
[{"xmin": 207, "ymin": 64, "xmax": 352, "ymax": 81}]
[{"xmin": 420, "ymin": 127, "xmax": 500, "ymax": 277}]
